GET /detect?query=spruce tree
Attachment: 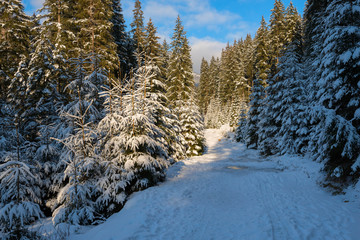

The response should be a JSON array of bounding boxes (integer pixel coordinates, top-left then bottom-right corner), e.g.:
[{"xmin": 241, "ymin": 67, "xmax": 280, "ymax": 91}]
[
  {"xmin": 269, "ymin": 0, "xmax": 286, "ymax": 71},
  {"xmin": 52, "ymin": 57, "xmax": 102, "ymax": 226},
  {"xmin": 118, "ymin": 64, "xmax": 170, "ymax": 191},
  {"xmin": 75, "ymin": 0, "xmax": 118, "ymax": 73},
  {"xmin": 245, "ymin": 79, "xmax": 265, "ymax": 149},
  {"xmin": 312, "ymin": 0, "xmax": 360, "ymax": 179},
  {"xmin": 285, "ymin": 1, "xmax": 302, "ymax": 44},
  {"xmin": 111, "ymin": 0, "xmax": 133, "ymax": 76},
  {"xmin": 0, "ymin": 0, "xmax": 30, "ymax": 100},
  {"xmin": 274, "ymin": 23, "xmax": 307, "ymax": 155},
  {"xmin": 254, "ymin": 17, "xmax": 271, "ymax": 87},
  {"xmin": 130, "ymin": 0, "xmax": 146, "ymax": 58},
  {"xmin": 167, "ymin": 16, "xmax": 205, "ymax": 156},
  {"xmin": 198, "ymin": 58, "xmax": 210, "ymax": 114},
  {"xmin": 144, "ymin": 18, "xmax": 186, "ymax": 161}
]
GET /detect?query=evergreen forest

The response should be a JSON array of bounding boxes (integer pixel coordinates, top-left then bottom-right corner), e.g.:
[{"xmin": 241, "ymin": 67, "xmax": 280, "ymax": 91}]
[{"xmin": 0, "ymin": 0, "xmax": 360, "ymax": 239}]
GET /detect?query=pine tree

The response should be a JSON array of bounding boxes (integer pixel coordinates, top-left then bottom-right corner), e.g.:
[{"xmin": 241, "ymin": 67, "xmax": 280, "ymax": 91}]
[
  {"xmin": 245, "ymin": 79, "xmax": 265, "ymax": 149},
  {"xmin": 75, "ymin": 0, "xmax": 118, "ymax": 73},
  {"xmin": 0, "ymin": 0, "xmax": 30, "ymax": 100},
  {"xmin": 111, "ymin": 0, "xmax": 133, "ymax": 77},
  {"xmin": 96, "ymin": 74, "xmax": 128, "ymax": 216},
  {"xmin": 285, "ymin": 1, "xmax": 302, "ymax": 44},
  {"xmin": 242, "ymin": 34, "xmax": 256, "ymax": 96},
  {"xmin": 269, "ymin": 0, "xmax": 286, "ymax": 71},
  {"xmin": 257, "ymin": 67, "xmax": 281, "ymax": 156},
  {"xmin": 311, "ymin": 0, "xmax": 360, "ymax": 180},
  {"xmin": 0, "ymin": 110, "xmax": 43, "ymax": 238},
  {"xmin": 144, "ymin": 19, "xmax": 186, "ymax": 162},
  {"xmin": 274, "ymin": 23, "xmax": 307, "ymax": 155},
  {"xmin": 235, "ymin": 100, "xmax": 249, "ymax": 143},
  {"xmin": 119, "ymin": 64, "xmax": 170, "ymax": 191},
  {"xmin": 254, "ymin": 17, "xmax": 271, "ymax": 87},
  {"xmin": 130, "ymin": 0, "xmax": 146, "ymax": 58},
  {"xmin": 198, "ymin": 58, "xmax": 210, "ymax": 114},
  {"xmin": 52, "ymin": 57, "xmax": 102, "ymax": 226},
  {"xmin": 167, "ymin": 16, "xmax": 194, "ymax": 107},
  {"xmin": 167, "ymin": 16, "xmax": 205, "ymax": 156}
]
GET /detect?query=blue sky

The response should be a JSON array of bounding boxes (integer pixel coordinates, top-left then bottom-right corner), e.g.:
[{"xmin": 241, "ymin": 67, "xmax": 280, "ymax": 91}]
[{"xmin": 23, "ymin": 0, "xmax": 306, "ymax": 73}]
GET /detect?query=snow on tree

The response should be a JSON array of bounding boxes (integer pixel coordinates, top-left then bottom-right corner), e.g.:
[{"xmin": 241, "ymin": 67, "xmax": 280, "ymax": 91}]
[
  {"xmin": 235, "ymin": 100, "xmax": 249, "ymax": 143},
  {"xmin": 179, "ymin": 100, "xmax": 205, "ymax": 156},
  {"xmin": 254, "ymin": 16, "xmax": 270, "ymax": 87},
  {"xmin": 130, "ymin": 0, "xmax": 146, "ymax": 59},
  {"xmin": 74, "ymin": 0, "xmax": 118, "ymax": 73},
  {"xmin": 117, "ymin": 64, "xmax": 171, "ymax": 192},
  {"xmin": 269, "ymin": 0, "xmax": 286, "ymax": 70},
  {"xmin": 0, "ymin": 114, "xmax": 43, "ymax": 239},
  {"xmin": 52, "ymin": 57, "xmax": 102, "ymax": 226},
  {"xmin": 245, "ymin": 79, "xmax": 265, "ymax": 149},
  {"xmin": 0, "ymin": 0, "xmax": 30, "ymax": 99},
  {"xmin": 144, "ymin": 19, "xmax": 186, "ymax": 162},
  {"xmin": 273, "ymin": 24, "xmax": 308, "ymax": 155},
  {"xmin": 257, "ymin": 67, "xmax": 281, "ymax": 156},
  {"xmin": 198, "ymin": 58, "xmax": 210, "ymax": 114},
  {"xmin": 96, "ymin": 75, "xmax": 128, "ymax": 216},
  {"xmin": 167, "ymin": 16, "xmax": 205, "ymax": 156},
  {"xmin": 309, "ymin": 0, "xmax": 360, "ymax": 180},
  {"xmin": 111, "ymin": 0, "xmax": 133, "ymax": 77}
]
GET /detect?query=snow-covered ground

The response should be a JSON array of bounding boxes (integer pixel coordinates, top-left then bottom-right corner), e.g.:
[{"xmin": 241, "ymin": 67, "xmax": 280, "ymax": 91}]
[{"xmin": 66, "ymin": 129, "xmax": 360, "ymax": 240}]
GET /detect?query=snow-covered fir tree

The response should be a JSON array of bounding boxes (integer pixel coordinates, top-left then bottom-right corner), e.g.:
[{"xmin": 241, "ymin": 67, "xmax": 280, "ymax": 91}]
[
  {"xmin": 167, "ymin": 16, "xmax": 205, "ymax": 156},
  {"xmin": 235, "ymin": 100, "xmax": 249, "ymax": 143},
  {"xmin": 118, "ymin": 64, "xmax": 171, "ymax": 191},
  {"xmin": 0, "ymin": 0, "xmax": 30, "ymax": 99},
  {"xmin": 52, "ymin": 57, "xmax": 102, "ymax": 226},
  {"xmin": 245, "ymin": 79, "xmax": 265, "ymax": 149},
  {"xmin": 0, "ymin": 109, "xmax": 43, "ymax": 239},
  {"xmin": 309, "ymin": 0, "xmax": 360, "ymax": 180}
]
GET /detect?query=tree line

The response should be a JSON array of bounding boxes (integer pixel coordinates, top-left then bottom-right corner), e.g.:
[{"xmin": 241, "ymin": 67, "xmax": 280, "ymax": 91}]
[
  {"xmin": 199, "ymin": 0, "xmax": 360, "ymax": 190},
  {"xmin": 0, "ymin": 0, "xmax": 205, "ymax": 238}
]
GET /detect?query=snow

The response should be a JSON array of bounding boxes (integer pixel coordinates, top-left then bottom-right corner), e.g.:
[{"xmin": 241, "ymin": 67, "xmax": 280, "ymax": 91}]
[{"xmin": 54, "ymin": 129, "xmax": 360, "ymax": 239}]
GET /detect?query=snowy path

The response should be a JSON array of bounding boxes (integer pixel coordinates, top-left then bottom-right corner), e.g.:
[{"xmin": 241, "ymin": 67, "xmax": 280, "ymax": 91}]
[{"xmin": 72, "ymin": 129, "xmax": 360, "ymax": 240}]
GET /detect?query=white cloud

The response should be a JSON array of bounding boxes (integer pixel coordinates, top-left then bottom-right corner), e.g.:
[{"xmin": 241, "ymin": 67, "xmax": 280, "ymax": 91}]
[
  {"xmin": 31, "ymin": 0, "xmax": 45, "ymax": 9},
  {"xmin": 190, "ymin": 37, "xmax": 226, "ymax": 73},
  {"xmin": 143, "ymin": 2, "xmax": 178, "ymax": 23},
  {"xmin": 186, "ymin": 9, "xmax": 241, "ymax": 30}
]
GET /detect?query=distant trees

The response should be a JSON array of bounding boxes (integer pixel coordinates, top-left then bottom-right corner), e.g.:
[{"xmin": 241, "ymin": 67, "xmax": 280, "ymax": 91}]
[{"xmin": 199, "ymin": 0, "xmax": 360, "ymax": 188}]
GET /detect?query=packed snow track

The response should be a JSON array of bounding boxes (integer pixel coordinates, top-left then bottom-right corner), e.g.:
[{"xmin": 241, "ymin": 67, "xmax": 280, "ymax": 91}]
[{"xmin": 72, "ymin": 129, "xmax": 360, "ymax": 240}]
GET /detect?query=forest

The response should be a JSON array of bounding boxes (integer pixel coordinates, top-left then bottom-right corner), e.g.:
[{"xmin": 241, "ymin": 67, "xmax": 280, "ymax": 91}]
[
  {"xmin": 199, "ymin": 0, "xmax": 360, "ymax": 187},
  {"xmin": 0, "ymin": 0, "xmax": 360, "ymax": 239},
  {"xmin": 1, "ymin": 0, "xmax": 205, "ymax": 238}
]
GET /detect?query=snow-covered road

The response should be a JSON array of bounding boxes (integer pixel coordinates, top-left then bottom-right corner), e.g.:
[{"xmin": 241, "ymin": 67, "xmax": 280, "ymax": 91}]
[{"xmin": 72, "ymin": 129, "xmax": 360, "ymax": 240}]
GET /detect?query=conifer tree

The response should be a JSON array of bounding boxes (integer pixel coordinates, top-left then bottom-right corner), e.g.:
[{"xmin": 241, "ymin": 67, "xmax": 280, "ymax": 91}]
[
  {"xmin": 0, "ymin": 96, "xmax": 43, "ymax": 238},
  {"xmin": 52, "ymin": 57, "xmax": 102, "ymax": 225},
  {"xmin": 235, "ymin": 100, "xmax": 249, "ymax": 143},
  {"xmin": 273, "ymin": 23, "xmax": 307, "ymax": 154},
  {"xmin": 245, "ymin": 79, "xmax": 265, "ymax": 149},
  {"xmin": 96, "ymin": 74, "xmax": 128, "ymax": 216},
  {"xmin": 285, "ymin": 2, "xmax": 302, "ymax": 44},
  {"xmin": 254, "ymin": 17, "xmax": 271, "ymax": 87},
  {"xmin": 111, "ymin": 0, "xmax": 133, "ymax": 76},
  {"xmin": 198, "ymin": 58, "xmax": 210, "ymax": 114},
  {"xmin": 118, "ymin": 64, "xmax": 170, "ymax": 191},
  {"xmin": 311, "ymin": 0, "xmax": 360, "ymax": 179},
  {"xmin": 167, "ymin": 16, "xmax": 205, "ymax": 156},
  {"xmin": 0, "ymin": 0, "xmax": 30, "ymax": 100},
  {"xmin": 130, "ymin": 0, "xmax": 146, "ymax": 58},
  {"xmin": 75, "ymin": 0, "xmax": 118, "ymax": 73},
  {"xmin": 269, "ymin": 0, "xmax": 286, "ymax": 71},
  {"xmin": 144, "ymin": 19, "xmax": 186, "ymax": 161}
]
